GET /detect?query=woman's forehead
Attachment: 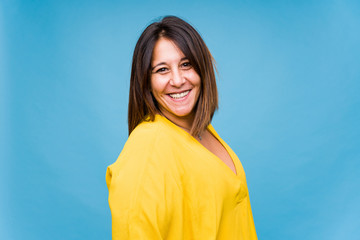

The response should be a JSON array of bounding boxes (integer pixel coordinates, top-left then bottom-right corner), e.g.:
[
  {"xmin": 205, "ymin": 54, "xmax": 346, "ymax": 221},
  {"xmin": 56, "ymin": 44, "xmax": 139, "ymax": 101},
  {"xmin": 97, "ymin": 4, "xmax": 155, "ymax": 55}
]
[{"xmin": 152, "ymin": 38, "xmax": 187, "ymax": 64}]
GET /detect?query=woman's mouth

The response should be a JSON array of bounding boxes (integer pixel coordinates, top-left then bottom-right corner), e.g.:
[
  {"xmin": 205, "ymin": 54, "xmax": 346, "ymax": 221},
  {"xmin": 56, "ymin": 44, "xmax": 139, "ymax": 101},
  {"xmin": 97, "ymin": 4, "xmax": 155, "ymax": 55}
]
[{"xmin": 168, "ymin": 90, "xmax": 190, "ymax": 99}]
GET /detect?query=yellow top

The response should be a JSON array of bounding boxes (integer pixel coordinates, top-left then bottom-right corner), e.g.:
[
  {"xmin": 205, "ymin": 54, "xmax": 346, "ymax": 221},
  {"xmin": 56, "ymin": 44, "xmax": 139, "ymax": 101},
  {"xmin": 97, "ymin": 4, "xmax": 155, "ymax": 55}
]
[{"xmin": 106, "ymin": 115, "xmax": 257, "ymax": 239}]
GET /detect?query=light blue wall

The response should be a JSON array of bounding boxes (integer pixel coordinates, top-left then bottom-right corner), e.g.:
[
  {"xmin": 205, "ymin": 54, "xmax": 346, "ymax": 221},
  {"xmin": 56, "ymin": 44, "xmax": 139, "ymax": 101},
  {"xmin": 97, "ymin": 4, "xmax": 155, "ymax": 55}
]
[{"xmin": 1, "ymin": 0, "xmax": 359, "ymax": 239}]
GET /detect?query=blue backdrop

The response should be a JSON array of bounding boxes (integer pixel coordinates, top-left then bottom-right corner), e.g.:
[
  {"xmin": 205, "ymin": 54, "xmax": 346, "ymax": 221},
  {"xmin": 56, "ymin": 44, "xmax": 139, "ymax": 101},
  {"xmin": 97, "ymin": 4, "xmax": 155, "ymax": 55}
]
[{"xmin": 1, "ymin": 0, "xmax": 359, "ymax": 239}]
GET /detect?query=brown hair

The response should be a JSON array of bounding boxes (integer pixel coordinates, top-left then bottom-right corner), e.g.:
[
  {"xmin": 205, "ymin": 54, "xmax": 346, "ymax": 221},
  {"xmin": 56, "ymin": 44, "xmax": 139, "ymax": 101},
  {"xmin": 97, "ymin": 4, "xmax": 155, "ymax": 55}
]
[{"xmin": 128, "ymin": 16, "xmax": 218, "ymax": 136}]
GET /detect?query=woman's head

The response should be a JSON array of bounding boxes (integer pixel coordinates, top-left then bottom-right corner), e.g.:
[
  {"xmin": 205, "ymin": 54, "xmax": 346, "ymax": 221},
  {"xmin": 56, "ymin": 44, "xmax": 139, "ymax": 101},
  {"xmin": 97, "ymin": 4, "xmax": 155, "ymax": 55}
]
[{"xmin": 128, "ymin": 16, "xmax": 218, "ymax": 136}]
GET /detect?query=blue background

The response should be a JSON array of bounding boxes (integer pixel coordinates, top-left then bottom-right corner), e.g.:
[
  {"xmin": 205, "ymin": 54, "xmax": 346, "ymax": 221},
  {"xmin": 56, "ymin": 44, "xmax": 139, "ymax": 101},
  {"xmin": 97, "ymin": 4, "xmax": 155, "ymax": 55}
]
[{"xmin": 1, "ymin": 0, "xmax": 359, "ymax": 239}]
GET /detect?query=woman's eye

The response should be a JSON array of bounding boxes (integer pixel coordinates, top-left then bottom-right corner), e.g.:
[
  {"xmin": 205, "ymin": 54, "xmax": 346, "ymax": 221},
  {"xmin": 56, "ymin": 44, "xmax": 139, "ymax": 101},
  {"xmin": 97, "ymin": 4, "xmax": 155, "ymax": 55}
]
[
  {"xmin": 182, "ymin": 62, "xmax": 192, "ymax": 69},
  {"xmin": 156, "ymin": 67, "xmax": 168, "ymax": 73}
]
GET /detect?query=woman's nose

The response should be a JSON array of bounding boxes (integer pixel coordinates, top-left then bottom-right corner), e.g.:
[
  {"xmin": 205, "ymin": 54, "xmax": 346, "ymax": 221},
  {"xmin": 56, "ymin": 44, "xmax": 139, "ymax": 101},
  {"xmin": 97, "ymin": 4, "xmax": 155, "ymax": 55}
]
[{"xmin": 170, "ymin": 69, "xmax": 184, "ymax": 87}]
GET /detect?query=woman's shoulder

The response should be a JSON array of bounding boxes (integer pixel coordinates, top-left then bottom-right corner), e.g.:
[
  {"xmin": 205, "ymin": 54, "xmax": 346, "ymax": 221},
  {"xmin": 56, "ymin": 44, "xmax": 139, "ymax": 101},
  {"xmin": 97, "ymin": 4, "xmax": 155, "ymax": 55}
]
[
  {"xmin": 106, "ymin": 118, "xmax": 182, "ymax": 188},
  {"xmin": 128, "ymin": 117, "xmax": 173, "ymax": 145},
  {"xmin": 108, "ymin": 117, "xmax": 178, "ymax": 170}
]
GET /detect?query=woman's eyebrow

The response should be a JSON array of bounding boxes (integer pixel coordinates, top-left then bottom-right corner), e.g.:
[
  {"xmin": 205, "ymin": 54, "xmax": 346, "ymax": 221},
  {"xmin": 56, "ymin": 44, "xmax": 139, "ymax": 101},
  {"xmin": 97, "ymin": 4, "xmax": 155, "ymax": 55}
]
[{"xmin": 152, "ymin": 62, "xmax": 166, "ymax": 71}]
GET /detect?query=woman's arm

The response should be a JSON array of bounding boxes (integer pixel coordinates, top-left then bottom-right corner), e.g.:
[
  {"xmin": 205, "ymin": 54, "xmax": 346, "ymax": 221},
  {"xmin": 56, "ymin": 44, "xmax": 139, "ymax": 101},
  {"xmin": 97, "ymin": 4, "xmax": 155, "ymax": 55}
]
[{"xmin": 106, "ymin": 139, "xmax": 183, "ymax": 239}]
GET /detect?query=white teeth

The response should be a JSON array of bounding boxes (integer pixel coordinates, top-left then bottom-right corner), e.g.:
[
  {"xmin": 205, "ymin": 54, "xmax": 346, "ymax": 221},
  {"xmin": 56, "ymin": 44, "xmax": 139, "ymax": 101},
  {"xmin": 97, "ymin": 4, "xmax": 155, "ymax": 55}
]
[{"xmin": 169, "ymin": 90, "xmax": 190, "ymax": 99}]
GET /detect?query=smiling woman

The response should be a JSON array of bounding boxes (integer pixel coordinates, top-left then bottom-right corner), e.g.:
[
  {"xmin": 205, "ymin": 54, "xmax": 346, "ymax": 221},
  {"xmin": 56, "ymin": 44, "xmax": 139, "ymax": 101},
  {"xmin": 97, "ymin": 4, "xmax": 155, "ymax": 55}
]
[
  {"xmin": 106, "ymin": 16, "xmax": 257, "ymax": 239},
  {"xmin": 150, "ymin": 38, "xmax": 201, "ymax": 130}
]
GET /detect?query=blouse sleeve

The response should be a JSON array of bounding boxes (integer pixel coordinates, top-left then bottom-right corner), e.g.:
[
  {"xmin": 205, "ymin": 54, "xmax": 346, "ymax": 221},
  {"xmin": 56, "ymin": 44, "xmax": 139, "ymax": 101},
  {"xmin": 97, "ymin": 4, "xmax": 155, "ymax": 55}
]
[{"xmin": 106, "ymin": 139, "xmax": 183, "ymax": 239}]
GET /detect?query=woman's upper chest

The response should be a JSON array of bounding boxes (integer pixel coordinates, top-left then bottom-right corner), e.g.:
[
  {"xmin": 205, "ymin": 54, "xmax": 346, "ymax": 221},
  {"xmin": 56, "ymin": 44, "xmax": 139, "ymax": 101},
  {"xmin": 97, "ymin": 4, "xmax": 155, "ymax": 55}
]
[{"xmin": 171, "ymin": 134, "xmax": 248, "ymax": 203}]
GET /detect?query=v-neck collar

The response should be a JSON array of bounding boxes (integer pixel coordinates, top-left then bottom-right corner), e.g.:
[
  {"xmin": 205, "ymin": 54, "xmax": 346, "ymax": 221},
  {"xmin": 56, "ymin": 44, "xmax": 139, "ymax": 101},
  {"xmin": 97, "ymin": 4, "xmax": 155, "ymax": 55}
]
[{"xmin": 155, "ymin": 114, "xmax": 240, "ymax": 178}]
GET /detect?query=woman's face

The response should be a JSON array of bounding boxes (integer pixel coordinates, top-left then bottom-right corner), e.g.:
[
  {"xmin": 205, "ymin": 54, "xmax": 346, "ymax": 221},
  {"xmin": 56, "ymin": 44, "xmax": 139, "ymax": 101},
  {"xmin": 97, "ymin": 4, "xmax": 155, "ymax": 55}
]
[{"xmin": 150, "ymin": 38, "xmax": 201, "ymax": 123}]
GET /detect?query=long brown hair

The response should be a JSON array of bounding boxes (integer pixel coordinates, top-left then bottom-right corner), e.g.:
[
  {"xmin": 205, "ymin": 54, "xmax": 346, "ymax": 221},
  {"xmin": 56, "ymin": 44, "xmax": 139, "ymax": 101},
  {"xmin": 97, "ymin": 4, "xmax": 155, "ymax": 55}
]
[{"xmin": 128, "ymin": 16, "xmax": 218, "ymax": 136}]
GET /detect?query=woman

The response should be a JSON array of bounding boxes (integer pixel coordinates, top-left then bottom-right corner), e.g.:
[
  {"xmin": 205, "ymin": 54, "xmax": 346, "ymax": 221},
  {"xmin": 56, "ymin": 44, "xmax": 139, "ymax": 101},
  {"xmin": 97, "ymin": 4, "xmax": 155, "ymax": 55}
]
[{"xmin": 106, "ymin": 16, "xmax": 257, "ymax": 239}]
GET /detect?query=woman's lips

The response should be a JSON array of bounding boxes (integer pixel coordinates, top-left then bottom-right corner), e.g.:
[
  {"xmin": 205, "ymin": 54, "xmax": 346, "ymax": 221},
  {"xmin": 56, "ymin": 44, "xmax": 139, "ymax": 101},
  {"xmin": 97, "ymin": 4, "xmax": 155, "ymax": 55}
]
[{"xmin": 168, "ymin": 90, "xmax": 191, "ymax": 99}]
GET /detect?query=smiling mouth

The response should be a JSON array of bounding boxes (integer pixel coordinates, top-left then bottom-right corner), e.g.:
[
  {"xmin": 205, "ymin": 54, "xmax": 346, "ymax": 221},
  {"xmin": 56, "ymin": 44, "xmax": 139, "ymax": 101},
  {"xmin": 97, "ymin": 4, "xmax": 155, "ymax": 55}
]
[{"xmin": 168, "ymin": 90, "xmax": 190, "ymax": 99}]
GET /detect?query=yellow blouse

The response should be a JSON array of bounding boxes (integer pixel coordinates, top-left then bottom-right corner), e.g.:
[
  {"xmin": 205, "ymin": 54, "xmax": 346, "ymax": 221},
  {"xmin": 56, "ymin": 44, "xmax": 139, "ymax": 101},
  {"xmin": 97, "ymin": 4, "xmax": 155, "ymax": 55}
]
[{"xmin": 106, "ymin": 115, "xmax": 257, "ymax": 239}]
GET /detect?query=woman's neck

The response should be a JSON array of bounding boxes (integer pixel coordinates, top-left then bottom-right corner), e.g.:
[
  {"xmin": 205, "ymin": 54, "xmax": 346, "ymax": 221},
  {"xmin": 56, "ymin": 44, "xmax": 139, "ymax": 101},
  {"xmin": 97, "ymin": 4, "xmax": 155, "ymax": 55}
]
[{"xmin": 158, "ymin": 111, "xmax": 194, "ymax": 133}]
